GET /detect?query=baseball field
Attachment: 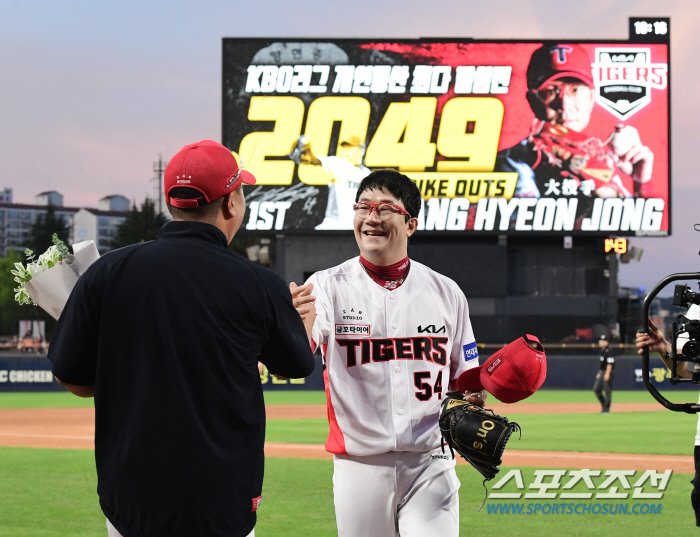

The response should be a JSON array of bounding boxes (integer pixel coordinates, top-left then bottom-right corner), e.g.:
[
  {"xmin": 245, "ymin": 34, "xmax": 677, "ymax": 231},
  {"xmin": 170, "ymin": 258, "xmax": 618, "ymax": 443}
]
[{"xmin": 1, "ymin": 389, "xmax": 699, "ymax": 536}]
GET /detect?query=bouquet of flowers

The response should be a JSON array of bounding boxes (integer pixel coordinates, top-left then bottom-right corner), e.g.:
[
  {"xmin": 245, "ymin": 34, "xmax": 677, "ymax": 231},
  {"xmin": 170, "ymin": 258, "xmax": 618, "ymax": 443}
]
[{"xmin": 12, "ymin": 234, "xmax": 100, "ymax": 320}]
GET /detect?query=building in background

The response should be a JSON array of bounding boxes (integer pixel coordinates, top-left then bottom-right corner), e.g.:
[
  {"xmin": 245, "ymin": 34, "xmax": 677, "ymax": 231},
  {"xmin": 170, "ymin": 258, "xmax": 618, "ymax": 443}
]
[
  {"xmin": 0, "ymin": 189, "xmax": 130, "ymax": 256},
  {"xmin": 0, "ymin": 189, "xmax": 13, "ymax": 203},
  {"xmin": 35, "ymin": 191, "xmax": 64, "ymax": 206},
  {"xmin": 71, "ymin": 195, "xmax": 129, "ymax": 254},
  {"xmin": 0, "ymin": 189, "xmax": 80, "ymax": 256}
]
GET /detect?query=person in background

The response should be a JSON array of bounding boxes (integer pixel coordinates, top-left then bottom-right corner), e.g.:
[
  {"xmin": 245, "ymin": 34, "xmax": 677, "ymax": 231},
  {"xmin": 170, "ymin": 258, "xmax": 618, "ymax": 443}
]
[{"xmin": 593, "ymin": 334, "xmax": 614, "ymax": 413}]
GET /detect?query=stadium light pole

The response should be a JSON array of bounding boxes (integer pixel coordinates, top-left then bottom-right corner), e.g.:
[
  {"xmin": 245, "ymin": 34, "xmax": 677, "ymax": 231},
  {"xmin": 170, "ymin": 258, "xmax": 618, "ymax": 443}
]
[{"xmin": 152, "ymin": 155, "xmax": 167, "ymax": 215}]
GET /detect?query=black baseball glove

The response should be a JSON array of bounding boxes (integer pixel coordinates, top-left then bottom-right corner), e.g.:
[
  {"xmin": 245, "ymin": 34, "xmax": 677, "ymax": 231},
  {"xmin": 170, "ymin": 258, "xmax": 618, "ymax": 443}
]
[{"xmin": 439, "ymin": 392, "xmax": 521, "ymax": 481}]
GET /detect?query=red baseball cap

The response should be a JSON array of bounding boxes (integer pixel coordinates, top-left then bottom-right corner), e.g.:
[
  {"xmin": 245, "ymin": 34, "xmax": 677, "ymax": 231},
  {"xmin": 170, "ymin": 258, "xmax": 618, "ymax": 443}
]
[
  {"xmin": 457, "ymin": 335, "xmax": 547, "ymax": 404},
  {"xmin": 164, "ymin": 140, "xmax": 256, "ymax": 209},
  {"xmin": 527, "ymin": 44, "xmax": 594, "ymax": 90}
]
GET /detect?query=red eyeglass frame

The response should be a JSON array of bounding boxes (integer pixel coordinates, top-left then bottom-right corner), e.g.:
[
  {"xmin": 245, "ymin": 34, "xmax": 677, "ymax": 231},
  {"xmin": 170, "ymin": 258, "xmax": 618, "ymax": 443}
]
[{"xmin": 352, "ymin": 201, "xmax": 412, "ymax": 218}]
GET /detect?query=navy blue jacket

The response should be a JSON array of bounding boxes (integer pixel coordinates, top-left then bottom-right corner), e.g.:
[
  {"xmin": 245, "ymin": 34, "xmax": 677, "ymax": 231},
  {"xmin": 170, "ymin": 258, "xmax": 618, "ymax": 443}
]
[{"xmin": 49, "ymin": 221, "xmax": 315, "ymax": 537}]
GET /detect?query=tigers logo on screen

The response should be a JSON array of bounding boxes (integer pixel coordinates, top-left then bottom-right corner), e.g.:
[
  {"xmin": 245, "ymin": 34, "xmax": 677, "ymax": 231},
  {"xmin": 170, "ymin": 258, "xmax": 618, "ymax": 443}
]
[{"xmin": 592, "ymin": 47, "xmax": 668, "ymax": 120}]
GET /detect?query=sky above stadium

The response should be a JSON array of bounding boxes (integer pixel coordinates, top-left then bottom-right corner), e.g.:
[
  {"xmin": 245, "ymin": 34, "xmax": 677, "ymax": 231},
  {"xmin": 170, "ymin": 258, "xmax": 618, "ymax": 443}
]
[{"xmin": 1, "ymin": 0, "xmax": 697, "ymax": 293}]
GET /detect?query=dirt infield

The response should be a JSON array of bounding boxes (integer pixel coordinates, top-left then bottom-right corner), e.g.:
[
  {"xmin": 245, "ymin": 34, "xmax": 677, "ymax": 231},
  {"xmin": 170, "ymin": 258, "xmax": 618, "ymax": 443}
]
[
  {"xmin": 263, "ymin": 443, "xmax": 694, "ymax": 473},
  {"xmin": 0, "ymin": 407, "xmax": 94, "ymax": 449},
  {"xmin": 0, "ymin": 404, "xmax": 693, "ymax": 472}
]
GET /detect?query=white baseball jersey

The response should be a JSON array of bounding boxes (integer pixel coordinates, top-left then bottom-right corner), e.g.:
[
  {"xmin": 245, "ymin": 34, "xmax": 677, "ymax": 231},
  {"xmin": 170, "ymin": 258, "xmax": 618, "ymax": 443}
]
[{"xmin": 306, "ymin": 257, "xmax": 479, "ymax": 456}]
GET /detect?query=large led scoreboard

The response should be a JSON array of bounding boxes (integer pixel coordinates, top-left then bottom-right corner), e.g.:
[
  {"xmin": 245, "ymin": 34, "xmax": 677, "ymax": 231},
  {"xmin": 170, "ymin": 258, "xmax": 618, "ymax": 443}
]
[{"xmin": 223, "ymin": 18, "xmax": 669, "ymax": 236}]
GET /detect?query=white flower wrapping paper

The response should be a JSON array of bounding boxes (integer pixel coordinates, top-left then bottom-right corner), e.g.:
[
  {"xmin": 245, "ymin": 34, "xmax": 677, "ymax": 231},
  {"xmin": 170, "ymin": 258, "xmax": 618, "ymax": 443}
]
[{"xmin": 23, "ymin": 241, "xmax": 100, "ymax": 320}]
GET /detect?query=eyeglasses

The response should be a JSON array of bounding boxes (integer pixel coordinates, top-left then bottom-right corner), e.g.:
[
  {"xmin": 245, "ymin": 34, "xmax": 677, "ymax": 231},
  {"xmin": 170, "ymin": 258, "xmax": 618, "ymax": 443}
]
[
  {"xmin": 532, "ymin": 84, "xmax": 588, "ymax": 104},
  {"xmin": 353, "ymin": 202, "xmax": 411, "ymax": 220}
]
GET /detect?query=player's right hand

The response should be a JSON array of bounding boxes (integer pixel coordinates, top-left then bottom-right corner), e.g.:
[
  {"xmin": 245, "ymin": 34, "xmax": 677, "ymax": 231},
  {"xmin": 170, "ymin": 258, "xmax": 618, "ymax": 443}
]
[
  {"xmin": 464, "ymin": 390, "xmax": 487, "ymax": 408},
  {"xmin": 635, "ymin": 319, "xmax": 668, "ymax": 355},
  {"xmin": 290, "ymin": 282, "xmax": 316, "ymax": 320},
  {"xmin": 610, "ymin": 124, "xmax": 653, "ymax": 185}
]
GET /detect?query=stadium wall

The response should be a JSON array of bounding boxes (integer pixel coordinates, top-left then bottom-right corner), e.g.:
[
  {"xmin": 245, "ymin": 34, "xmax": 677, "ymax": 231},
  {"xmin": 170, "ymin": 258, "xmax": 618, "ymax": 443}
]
[{"xmin": 1, "ymin": 354, "xmax": 692, "ymax": 392}]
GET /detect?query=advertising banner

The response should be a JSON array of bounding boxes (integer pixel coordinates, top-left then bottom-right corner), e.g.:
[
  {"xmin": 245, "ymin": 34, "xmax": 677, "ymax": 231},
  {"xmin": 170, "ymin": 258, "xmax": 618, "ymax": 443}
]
[
  {"xmin": 223, "ymin": 34, "xmax": 669, "ymax": 236},
  {"xmin": 0, "ymin": 355, "xmax": 60, "ymax": 392}
]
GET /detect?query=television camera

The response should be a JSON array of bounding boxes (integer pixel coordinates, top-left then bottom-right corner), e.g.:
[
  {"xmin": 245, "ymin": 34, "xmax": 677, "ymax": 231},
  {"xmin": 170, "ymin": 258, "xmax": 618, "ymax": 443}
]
[{"xmin": 640, "ymin": 273, "xmax": 700, "ymax": 413}]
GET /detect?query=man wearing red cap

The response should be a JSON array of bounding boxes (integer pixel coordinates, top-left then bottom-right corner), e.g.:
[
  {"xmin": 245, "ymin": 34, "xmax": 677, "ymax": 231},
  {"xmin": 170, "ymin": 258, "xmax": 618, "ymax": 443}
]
[
  {"xmin": 49, "ymin": 140, "xmax": 316, "ymax": 537},
  {"xmin": 495, "ymin": 43, "xmax": 654, "ymax": 200}
]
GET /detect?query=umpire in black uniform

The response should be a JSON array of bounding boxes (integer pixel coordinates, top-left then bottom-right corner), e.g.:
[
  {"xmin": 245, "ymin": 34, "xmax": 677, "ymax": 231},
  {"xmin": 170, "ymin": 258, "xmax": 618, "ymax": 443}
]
[
  {"xmin": 48, "ymin": 140, "xmax": 316, "ymax": 537},
  {"xmin": 593, "ymin": 335, "xmax": 615, "ymax": 413}
]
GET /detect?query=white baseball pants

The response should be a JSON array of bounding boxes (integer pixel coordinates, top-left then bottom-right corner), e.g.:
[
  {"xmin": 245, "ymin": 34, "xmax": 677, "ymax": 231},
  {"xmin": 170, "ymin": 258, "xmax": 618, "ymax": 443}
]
[{"xmin": 332, "ymin": 448, "xmax": 460, "ymax": 537}]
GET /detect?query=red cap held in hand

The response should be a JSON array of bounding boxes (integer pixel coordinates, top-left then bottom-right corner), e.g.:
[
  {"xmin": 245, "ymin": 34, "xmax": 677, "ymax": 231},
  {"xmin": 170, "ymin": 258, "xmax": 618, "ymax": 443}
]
[{"xmin": 457, "ymin": 335, "xmax": 547, "ymax": 404}]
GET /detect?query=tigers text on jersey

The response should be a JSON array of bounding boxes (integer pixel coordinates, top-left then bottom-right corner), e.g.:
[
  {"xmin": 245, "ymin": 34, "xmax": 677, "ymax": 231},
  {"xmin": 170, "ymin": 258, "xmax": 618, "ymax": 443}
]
[{"xmin": 307, "ymin": 257, "xmax": 479, "ymax": 457}]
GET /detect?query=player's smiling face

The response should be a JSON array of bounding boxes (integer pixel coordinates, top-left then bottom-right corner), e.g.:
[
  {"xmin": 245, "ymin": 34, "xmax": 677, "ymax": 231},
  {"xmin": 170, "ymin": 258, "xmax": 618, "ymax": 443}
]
[{"xmin": 354, "ymin": 187, "xmax": 417, "ymax": 266}]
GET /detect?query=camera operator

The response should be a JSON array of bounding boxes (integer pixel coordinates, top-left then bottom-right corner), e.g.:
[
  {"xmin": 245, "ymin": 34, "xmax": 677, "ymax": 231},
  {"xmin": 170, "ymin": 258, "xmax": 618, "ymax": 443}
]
[
  {"xmin": 637, "ymin": 305, "xmax": 700, "ymax": 527},
  {"xmin": 636, "ymin": 319, "xmax": 692, "ymax": 377}
]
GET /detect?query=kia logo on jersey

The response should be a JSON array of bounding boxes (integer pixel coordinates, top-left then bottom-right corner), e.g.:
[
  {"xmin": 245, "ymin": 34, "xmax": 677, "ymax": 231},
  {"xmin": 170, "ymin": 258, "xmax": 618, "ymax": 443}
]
[
  {"xmin": 463, "ymin": 342, "xmax": 479, "ymax": 362},
  {"xmin": 417, "ymin": 324, "xmax": 446, "ymax": 334}
]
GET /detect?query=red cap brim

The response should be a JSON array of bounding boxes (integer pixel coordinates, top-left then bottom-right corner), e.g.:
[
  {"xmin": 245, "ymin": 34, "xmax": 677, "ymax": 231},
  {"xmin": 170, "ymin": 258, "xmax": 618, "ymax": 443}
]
[
  {"xmin": 229, "ymin": 169, "xmax": 256, "ymax": 192},
  {"xmin": 240, "ymin": 169, "xmax": 256, "ymax": 185},
  {"xmin": 539, "ymin": 71, "xmax": 594, "ymax": 89},
  {"xmin": 456, "ymin": 367, "xmax": 484, "ymax": 393}
]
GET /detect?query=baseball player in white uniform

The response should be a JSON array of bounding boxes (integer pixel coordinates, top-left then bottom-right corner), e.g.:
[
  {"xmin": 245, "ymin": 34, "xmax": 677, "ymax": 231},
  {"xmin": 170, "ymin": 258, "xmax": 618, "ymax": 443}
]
[{"xmin": 294, "ymin": 169, "xmax": 484, "ymax": 536}]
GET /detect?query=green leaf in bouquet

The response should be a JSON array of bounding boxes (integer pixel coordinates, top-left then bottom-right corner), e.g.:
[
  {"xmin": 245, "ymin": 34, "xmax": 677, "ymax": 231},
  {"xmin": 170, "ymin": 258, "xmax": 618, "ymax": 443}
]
[
  {"xmin": 13, "ymin": 286, "xmax": 35, "ymax": 306},
  {"xmin": 36, "ymin": 245, "xmax": 68, "ymax": 271},
  {"xmin": 51, "ymin": 233, "xmax": 71, "ymax": 259},
  {"xmin": 11, "ymin": 262, "xmax": 33, "ymax": 283}
]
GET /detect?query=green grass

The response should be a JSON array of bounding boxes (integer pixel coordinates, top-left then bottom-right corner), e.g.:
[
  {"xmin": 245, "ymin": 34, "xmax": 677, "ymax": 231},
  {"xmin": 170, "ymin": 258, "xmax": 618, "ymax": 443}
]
[
  {"xmin": 0, "ymin": 389, "xmax": 695, "ymax": 409},
  {"xmin": 266, "ymin": 412, "xmax": 698, "ymax": 456},
  {"xmin": 1, "ymin": 447, "xmax": 696, "ymax": 536},
  {"xmin": 266, "ymin": 418, "xmax": 330, "ymax": 445},
  {"xmin": 258, "ymin": 458, "xmax": 337, "ymax": 536},
  {"xmin": 262, "ymin": 461, "xmax": 700, "ymax": 536},
  {"xmin": 1, "ymin": 390, "xmax": 699, "ymax": 535},
  {"xmin": 266, "ymin": 389, "xmax": 699, "ymax": 406},
  {"xmin": 0, "ymin": 389, "xmax": 328, "ymax": 409},
  {"xmin": 262, "ymin": 390, "xmax": 327, "ymax": 405},
  {"xmin": 0, "ymin": 447, "xmax": 103, "ymax": 536},
  {"xmin": 527, "ymin": 389, "xmax": 699, "ymax": 405},
  {"xmin": 504, "ymin": 412, "xmax": 697, "ymax": 455},
  {"xmin": 0, "ymin": 391, "xmax": 94, "ymax": 409}
]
